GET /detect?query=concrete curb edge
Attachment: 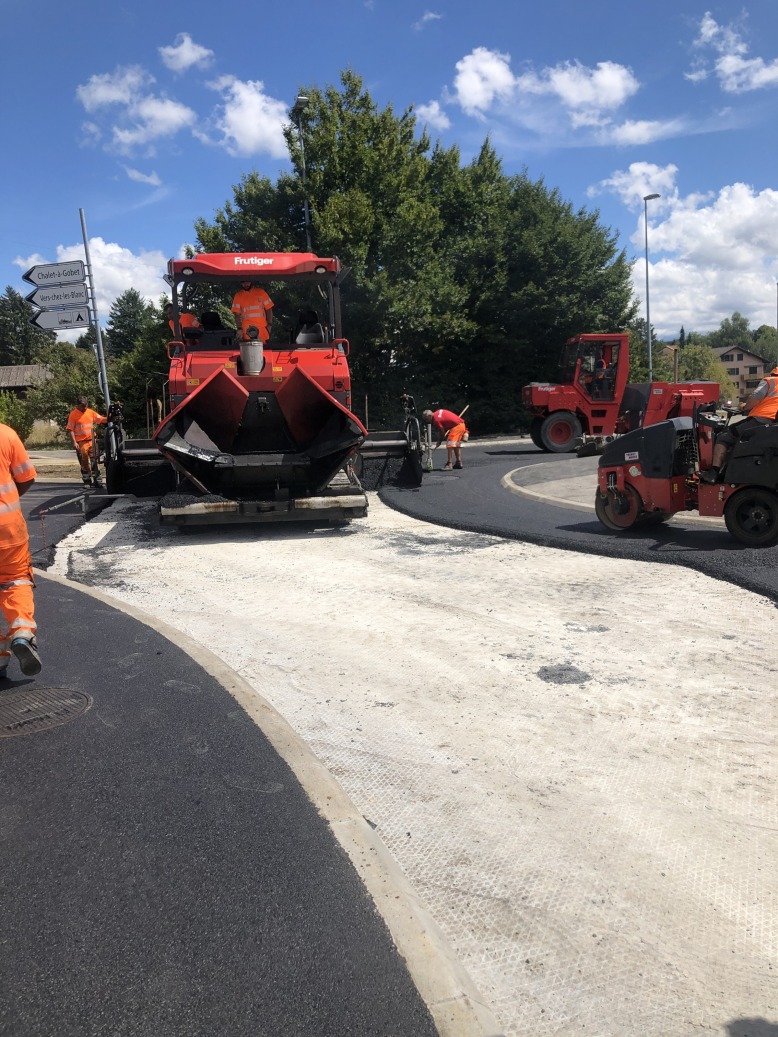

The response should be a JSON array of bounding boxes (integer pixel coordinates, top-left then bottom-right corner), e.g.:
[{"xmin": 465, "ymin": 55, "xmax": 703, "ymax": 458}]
[{"xmin": 36, "ymin": 568, "xmax": 505, "ymax": 1037}]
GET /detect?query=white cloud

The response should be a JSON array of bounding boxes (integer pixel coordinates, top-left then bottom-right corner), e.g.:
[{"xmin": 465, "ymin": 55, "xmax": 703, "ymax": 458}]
[
  {"xmin": 112, "ymin": 96, "xmax": 196, "ymax": 150},
  {"xmin": 76, "ymin": 64, "xmax": 197, "ymax": 155},
  {"xmin": 413, "ymin": 11, "xmax": 442, "ymax": 31},
  {"xmin": 415, "ymin": 100, "xmax": 450, "ymax": 131},
  {"xmin": 589, "ymin": 162, "xmax": 682, "ymax": 210},
  {"xmin": 517, "ymin": 60, "xmax": 639, "ymax": 127},
  {"xmin": 449, "ymin": 48, "xmax": 650, "ymax": 144},
  {"xmin": 158, "ymin": 32, "xmax": 214, "ymax": 74},
  {"xmin": 592, "ymin": 163, "xmax": 778, "ymax": 334},
  {"xmin": 604, "ymin": 118, "xmax": 687, "ymax": 147},
  {"xmin": 203, "ymin": 76, "xmax": 289, "ymax": 158},
  {"xmin": 452, "ymin": 47, "xmax": 516, "ymax": 117},
  {"xmin": 124, "ymin": 167, "xmax": 162, "ymax": 187},
  {"xmin": 76, "ymin": 66, "xmax": 153, "ymax": 112},
  {"xmin": 688, "ymin": 12, "xmax": 778, "ymax": 93},
  {"xmin": 79, "ymin": 121, "xmax": 102, "ymax": 147}
]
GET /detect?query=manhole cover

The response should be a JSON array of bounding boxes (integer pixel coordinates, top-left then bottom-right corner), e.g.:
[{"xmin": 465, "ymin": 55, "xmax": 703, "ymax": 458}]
[{"xmin": 0, "ymin": 688, "xmax": 92, "ymax": 738}]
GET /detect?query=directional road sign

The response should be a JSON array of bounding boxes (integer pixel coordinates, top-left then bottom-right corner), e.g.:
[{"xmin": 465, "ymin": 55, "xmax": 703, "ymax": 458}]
[
  {"xmin": 23, "ymin": 261, "xmax": 85, "ymax": 287},
  {"xmin": 26, "ymin": 284, "xmax": 89, "ymax": 309},
  {"xmin": 30, "ymin": 308, "xmax": 90, "ymax": 331}
]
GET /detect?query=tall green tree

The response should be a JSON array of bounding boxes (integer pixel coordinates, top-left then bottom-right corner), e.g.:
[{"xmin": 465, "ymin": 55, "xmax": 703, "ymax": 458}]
[
  {"xmin": 752, "ymin": 324, "xmax": 777, "ymax": 365},
  {"xmin": 193, "ymin": 69, "xmax": 638, "ymax": 432},
  {"xmin": 705, "ymin": 312, "xmax": 753, "ymax": 352},
  {"xmin": 110, "ymin": 299, "xmax": 172, "ymax": 436},
  {"xmin": 0, "ymin": 286, "xmax": 56, "ymax": 365},
  {"xmin": 105, "ymin": 288, "xmax": 155, "ymax": 358},
  {"xmin": 676, "ymin": 343, "xmax": 737, "ymax": 399},
  {"xmin": 24, "ymin": 342, "xmax": 103, "ymax": 433}
]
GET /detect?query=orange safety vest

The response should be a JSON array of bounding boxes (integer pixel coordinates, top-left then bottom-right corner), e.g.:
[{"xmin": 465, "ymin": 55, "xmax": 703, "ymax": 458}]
[
  {"xmin": 169, "ymin": 313, "xmax": 201, "ymax": 334},
  {"xmin": 231, "ymin": 287, "xmax": 273, "ymax": 340},
  {"xmin": 748, "ymin": 377, "xmax": 778, "ymax": 419},
  {"xmin": 66, "ymin": 407, "xmax": 107, "ymax": 443},
  {"xmin": 0, "ymin": 423, "xmax": 36, "ymax": 548}
]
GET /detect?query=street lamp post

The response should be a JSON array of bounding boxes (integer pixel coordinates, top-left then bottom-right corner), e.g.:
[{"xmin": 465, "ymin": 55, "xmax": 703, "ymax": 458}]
[
  {"xmin": 290, "ymin": 94, "xmax": 312, "ymax": 251},
  {"xmin": 643, "ymin": 193, "xmax": 660, "ymax": 383}
]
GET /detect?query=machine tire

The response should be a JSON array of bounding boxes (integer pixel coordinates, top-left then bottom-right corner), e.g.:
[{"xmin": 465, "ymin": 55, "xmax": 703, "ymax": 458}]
[
  {"xmin": 402, "ymin": 415, "xmax": 424, "ymax": 486},
  {"xmin": 529, "ymin": 417, "xmax": 544, "ymax": 449},
  {"xmin": 724, "ymin": 487, "xmax": 778, "ymax": 547},
  {"xmin": 105, "ymin": 446, "xmax": 125, "ymax": 494},
  {"xmin": 594, "ymin": 485, "xmax": 643, "ymax": 531},
  {"xmin": 540, "ymin": 411, "xmax": 582, "ymax": 453}
]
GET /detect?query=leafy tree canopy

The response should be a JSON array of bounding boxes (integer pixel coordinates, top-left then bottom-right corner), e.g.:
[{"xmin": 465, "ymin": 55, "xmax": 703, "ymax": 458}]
[
  {"xmin": 194, "ymin": 70, "xmax": 637, "ymax": 432},
  {"xmin": 0, "ymin": 286, "xmax": 56, "ymax": 365},
  {"xmin": 105, "ymin": 288, "xmax": 155, "ymax": 358}
]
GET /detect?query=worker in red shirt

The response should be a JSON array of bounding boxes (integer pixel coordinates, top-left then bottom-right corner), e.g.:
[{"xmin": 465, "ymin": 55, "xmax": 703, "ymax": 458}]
[
  {"xmin": 231, "ymin": 281, "xmax": 274, "ymax": 343},
  {"xmin": 66, "ymin": 396, "xmax": 107, "ymax": 489},
  {"xmin": 422, "ymin": 407, "xmax": 468, "ymax": 470},
  {"xmin": 0, "ymin": 422, "xmax": 41, "ymax": 677}
]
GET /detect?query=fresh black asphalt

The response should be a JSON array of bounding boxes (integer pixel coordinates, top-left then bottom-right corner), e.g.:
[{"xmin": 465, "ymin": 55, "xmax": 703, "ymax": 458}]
[
  {"xmin": 2, "ymin": 484, "xmax": 439, "ymax": 1037},
  {"xmin": 379, "ymin": 441, "xmax": 778, "ymax": 606},
  {"xmin": 5, "ymin": 450, "xmax": 774, "ymax": 1036}
]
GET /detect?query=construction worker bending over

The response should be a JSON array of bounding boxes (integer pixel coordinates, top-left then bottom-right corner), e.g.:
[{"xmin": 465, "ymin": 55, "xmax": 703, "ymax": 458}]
[
  {"xmin": 699, "ymin": 365, "xmax": 778, "ymax": 483},
  {"xmin": 423, "ymin": 408, "xmax": 468, "ymax": 470},
  {"xmin": 231, "ymin": 281, "xmax": 274, "ymax": 343},
  {"xmin": 67, "ymin": 396, "xmax": 107, "ymax": 489},
  {"xmin": 0, "ymin": 422, "xmax": 41, "ymax": 677}
]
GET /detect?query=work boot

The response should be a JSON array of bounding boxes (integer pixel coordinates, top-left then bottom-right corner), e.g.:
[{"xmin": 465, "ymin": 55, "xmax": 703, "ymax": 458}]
[
  {"xmin": 93, "ymin": 476, "xmax": 104, "ymax": 489},
  {"xmin": 82, "ymin": 476, "xmax": 93, "ymax": 488},
  {"xmin": 11, "ymin": 637, "xmax": 42, "ymax": 677},
  {"xmin": 698, "ymin": 468, "xmax": 719, "ymax": 484}
]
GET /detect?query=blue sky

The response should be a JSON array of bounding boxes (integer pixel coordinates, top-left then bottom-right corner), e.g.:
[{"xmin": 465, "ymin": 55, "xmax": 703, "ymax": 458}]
[{"xmin": 3, "ymin": 0, "xmax": 778, "ymax": 341}]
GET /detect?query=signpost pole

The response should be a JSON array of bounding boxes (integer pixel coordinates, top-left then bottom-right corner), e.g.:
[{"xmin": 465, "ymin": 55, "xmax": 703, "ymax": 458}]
[{"xmin": 79, "ymin": 208, "xmax": 111, "ymax": 409}]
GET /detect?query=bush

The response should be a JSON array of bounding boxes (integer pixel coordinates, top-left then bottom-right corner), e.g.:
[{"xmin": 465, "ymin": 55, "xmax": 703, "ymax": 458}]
[{"xmin": 0, "ymin": 391, "xmax": 33, "ymax": 442}]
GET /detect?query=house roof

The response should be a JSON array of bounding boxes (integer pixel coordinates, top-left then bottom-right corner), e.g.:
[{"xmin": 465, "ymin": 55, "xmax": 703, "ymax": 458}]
[
  {"xmin": 711, "ymin": 345, "xmax": 770, "ymax": 364},
  {"xmin": 0, "ymin": 365, "xmax": 53, "ymax": 389}
]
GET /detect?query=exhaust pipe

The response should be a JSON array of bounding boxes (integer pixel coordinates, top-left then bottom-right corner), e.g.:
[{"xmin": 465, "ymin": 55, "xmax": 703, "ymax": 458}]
[{"xmin": 239, "ymin": 325, "xmax": 264, "ymax": 376}]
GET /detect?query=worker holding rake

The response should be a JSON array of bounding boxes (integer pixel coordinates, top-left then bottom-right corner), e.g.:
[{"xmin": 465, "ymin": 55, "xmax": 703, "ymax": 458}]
[{"xmin": 423, "ymin": 406, "xmax": 469, "ymax": 470}]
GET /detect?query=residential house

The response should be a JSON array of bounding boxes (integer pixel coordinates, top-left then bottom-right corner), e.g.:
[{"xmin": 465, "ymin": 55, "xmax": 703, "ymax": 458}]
[{"xmin": 711, "ymin": 346, "xmax": 770, "ymax": 403}]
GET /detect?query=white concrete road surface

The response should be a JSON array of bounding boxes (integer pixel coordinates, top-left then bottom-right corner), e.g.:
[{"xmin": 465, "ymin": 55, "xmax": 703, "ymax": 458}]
[{"xmin": 50, "ymin": 490, "xmax": 777, "ymax": 1037}]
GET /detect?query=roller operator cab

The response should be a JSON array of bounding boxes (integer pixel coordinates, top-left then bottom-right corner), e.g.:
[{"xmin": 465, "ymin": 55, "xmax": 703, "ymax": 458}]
[
  {"xmin": 522, "ymin": 333, "xmax": 719, "ymax": 453},
  {"xmin": 595, "ymin": 408, "xmax": 778, "ymax": 547},
  {"xmin": 152, "ymin": 252, "xmax": 368, "ymax": 525}
]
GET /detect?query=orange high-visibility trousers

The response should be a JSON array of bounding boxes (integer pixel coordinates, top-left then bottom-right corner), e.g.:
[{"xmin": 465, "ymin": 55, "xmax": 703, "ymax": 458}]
[
  {"xmin": 75, "ymin": 439, "xmax": 96, "ymax": 476},
  {"xmin": 0, "ymin": 541, "xmax": 36, "ymax": 668}
]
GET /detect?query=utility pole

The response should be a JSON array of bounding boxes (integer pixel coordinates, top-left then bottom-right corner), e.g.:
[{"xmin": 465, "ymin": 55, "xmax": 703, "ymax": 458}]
[
  {"xmin": 79, "ymin": 208, "xmax": 111, "ymax": 408},
  {"xmin": 643, "ymin": 193, "xmax": 660, "ymax": 382},
  {"xmin": 290, "ymin": 95, "xmax": 312, "ymax": 251}
]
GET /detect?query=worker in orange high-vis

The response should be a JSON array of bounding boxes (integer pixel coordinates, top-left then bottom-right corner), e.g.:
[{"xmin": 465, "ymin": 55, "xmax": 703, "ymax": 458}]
[
  {"xmin": 699, "ymin": 365, "xmax": 778, "ymax": 483},
  {"xmin": 231, "ymin": 281, "xmax": 274, "ymax": 343},
  {"xmin": 0, "ymin": 422, "xmax": 41, "ymax": 677},
  {"xmin": 66, "ymin": 395, "xmax": 107, "ymax": 489},
  {"xmin": 164, "ymin": 302, "xmax": 201, "ymax": 338}
]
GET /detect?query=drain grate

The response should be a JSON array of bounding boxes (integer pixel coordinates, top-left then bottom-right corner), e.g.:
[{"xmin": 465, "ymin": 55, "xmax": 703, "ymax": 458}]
[{"xmin": 0, "ymin": 688, "xmax": 92, "ymax": 738}]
